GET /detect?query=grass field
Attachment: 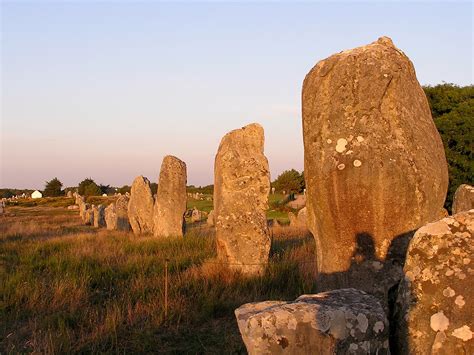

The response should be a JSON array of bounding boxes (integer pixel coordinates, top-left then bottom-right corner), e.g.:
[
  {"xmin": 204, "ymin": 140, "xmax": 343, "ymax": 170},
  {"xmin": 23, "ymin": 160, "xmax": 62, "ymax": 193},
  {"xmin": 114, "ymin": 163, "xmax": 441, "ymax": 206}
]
[{"xmin": 0, "ymin": 201, "xmax": 315, "ymax": 353}]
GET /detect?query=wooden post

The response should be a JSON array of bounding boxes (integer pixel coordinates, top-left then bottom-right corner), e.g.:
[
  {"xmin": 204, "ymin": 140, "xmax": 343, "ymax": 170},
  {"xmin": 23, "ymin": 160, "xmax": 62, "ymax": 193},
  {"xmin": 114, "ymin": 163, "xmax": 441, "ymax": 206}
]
[{"xmin": 164, "ymin": 259, "xmax": 169, "ymax": 319}]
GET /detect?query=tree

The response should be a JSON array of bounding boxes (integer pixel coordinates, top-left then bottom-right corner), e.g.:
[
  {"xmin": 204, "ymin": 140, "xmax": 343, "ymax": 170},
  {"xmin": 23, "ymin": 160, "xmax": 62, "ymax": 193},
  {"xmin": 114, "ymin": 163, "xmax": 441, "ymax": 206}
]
[
  {"xmin": 118, "ymin": 185, "xmax": 131, "ymax": 194},
  {"xmin": 78, "ymin": 178, "xmax": 102, "ymax": 196},
  {"xmin": 272, "ymin": 169, "xmax": 305, "ymax": 194},
  {"xmin": 43, "ymin": 177, "xmax": 63, "ymax": 197}
]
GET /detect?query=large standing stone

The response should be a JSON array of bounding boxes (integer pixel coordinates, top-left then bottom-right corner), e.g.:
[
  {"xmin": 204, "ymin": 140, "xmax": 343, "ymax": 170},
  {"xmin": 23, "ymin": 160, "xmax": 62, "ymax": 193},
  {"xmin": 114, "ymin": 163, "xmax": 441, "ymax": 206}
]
[
  {"xmin": 214, "ymin": 123, "xmax": 271, "ymax": 275},
  {"xmin": 153, "ymin": 155, "xmax": 187, "ymax": 237},
  {"xmin": 105, "ymin": 195, "xmax": 130, "ymax": 231},
  {"xmin": 128, "ymin": 176, "xmax": 154, "ymax": 234},
  {"xmin": 93, "ymin": 204, "xmax": 106, "ymax": 228},
  {"xmin": 452, "ymin": 184, "xmax": 474, "ymax": 215},
  {"xmin": 302, "ymin": 37, "xmax": 448, "ymax": 287},
  {"xmin": 235, "ymin": 288, "xmax": 389, "ymax": 354},
  {"xmin": 394, "ymin": 210, "xmax": 473, "ymax": 354}
]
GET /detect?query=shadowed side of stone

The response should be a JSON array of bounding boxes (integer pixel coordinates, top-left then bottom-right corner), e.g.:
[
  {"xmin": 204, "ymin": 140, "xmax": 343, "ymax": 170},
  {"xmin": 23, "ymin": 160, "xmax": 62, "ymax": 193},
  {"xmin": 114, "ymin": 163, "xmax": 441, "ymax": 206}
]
[
  {"xmin": 235, "ymin": 288, "xmax": 389, "ymax": 354},
  {"xmin": 394, "ymin": 210, "xmax": 474, "ymax": 354},
  {"xmin": 214, "ymin": 123, "xmax": 271, "ymax": 275}
]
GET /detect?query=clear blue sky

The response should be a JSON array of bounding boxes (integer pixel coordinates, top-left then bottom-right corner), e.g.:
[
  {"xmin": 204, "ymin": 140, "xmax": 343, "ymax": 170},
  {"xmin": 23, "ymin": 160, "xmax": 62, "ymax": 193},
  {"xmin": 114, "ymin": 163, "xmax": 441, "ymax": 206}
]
[{"xmin": 1, "ymin": 1, "xmax": 472, "ymax": 189}]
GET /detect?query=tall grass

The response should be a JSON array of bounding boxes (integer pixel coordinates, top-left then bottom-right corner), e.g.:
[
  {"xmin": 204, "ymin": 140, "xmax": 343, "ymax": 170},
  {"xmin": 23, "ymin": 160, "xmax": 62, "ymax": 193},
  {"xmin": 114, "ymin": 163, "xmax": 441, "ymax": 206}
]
[{"xmin": 0, "ymin": 206, "xmax": 315, "ymax": 353}]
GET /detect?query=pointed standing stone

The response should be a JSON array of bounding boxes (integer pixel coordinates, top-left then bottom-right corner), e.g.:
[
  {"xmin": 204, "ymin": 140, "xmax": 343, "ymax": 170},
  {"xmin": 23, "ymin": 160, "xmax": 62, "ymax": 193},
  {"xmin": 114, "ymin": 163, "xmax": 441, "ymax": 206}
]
[
  {"xmin": 214, "ymin": 123, "xmax": 271, "ymax": 275},
  {"xmin": 128, "ymin": 176, "xmax": 154, "ymax": 234},
  {"xmin": 153, "ymin": 155, "xmax": 187, "ymax": 237},
  {"xmin": 302, "ymin": 37, "xmax": 449, "ymax": 292}
]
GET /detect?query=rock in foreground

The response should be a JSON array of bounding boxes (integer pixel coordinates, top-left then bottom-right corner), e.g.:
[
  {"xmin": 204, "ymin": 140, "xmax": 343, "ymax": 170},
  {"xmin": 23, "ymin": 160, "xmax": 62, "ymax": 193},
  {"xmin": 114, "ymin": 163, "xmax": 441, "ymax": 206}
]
[
  {"xmin": 214, "ymin": 123, "xmax": 271, "ymax": 275},
  {"xmin": 394, "ymin": 210, "xmax": 474, "ymax": 354},
  {"xmin": 235, "ymin": 288, "xmax": 389, "ymax": 354}
]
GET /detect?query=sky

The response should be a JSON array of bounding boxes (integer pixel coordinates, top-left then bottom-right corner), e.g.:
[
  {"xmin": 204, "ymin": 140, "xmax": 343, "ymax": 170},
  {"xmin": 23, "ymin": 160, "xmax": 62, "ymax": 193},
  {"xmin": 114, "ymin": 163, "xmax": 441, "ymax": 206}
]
[{"xmin": 1, "ymin": 1, "xmax": 472, "ymax": 189}]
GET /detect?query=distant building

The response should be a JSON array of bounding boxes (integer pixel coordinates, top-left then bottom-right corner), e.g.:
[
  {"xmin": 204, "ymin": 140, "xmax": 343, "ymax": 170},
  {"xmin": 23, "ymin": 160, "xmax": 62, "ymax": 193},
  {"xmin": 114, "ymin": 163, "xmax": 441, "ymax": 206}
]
[{"xmin": 31, "ymin": 190, "xmax": 43, "ymax": 199}]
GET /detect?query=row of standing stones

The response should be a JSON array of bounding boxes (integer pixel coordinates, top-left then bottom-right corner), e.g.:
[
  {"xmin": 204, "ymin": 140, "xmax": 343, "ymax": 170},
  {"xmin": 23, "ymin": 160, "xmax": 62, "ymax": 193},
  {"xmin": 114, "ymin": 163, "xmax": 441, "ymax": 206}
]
[
  {"xmin": 69, "ymin": 36, "xmax": 474, "ymax": 354},
  {"xmin": 234, "ymin": 37, "xmax": 474, "ymax": 354}
]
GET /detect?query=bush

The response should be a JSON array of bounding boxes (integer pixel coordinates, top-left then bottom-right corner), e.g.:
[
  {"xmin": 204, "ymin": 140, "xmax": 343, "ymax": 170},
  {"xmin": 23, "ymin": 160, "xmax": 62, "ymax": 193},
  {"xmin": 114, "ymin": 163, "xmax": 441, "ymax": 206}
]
[
  {"xmin": 272, "ymin": 169, "xmax": 305, "ymax": 194},
  {"xmin": 78, "ymin": 178, "xmax": 102, "ymax": 197},
  {"xmin": 424, "ymin": 84, "xmax": 474, "ymax": 210},
  {"xmin": 43, "ymin": 178, "xmax": 63, "ymax": 197}
]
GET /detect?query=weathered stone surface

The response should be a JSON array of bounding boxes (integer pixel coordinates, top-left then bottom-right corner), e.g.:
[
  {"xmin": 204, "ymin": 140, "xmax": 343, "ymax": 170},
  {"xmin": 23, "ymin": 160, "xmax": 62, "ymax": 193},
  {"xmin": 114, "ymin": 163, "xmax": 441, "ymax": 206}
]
[
  {"xmin": 289, "ymin": 207, "xmax": 308, "ymax": 229},
  {"xmin": 105, "ymin": 196, "xmax": 130, "ymax": 231},
  {"xmin": 84, "ymin": 205, "xmax": 94, "ymax": 225},
  {"xmin": 214, "ymin": 123, "xmax": 271, "ymax": 275},
  {"xmin": 66, "ymin": 190, "xmax": 73, "ymax": 198},
  {"xmin": 153, "ymin": 155, "xmax": 187, "ymax": 237},
  {"xmin": 302, "ymin": 37, "xmax": 449, "ymax": 288},
  {"xmin": 394, "ymin": 210, "xmax": 474, "ymax": 354},
  {"xmin": 75, "ymin": 193, "xmax": 84, "ymax": 206},
  {"xmin": 128, "ymin": 176, "xmax": 154, "ymax": 234},
  {"xmin": 67, "ymin": 205, "xmax": 79, "ymax": 210},
  {"xmin": 297, "ymin": 207, "xmax": 308, "ymax": 228},
  {"xmin": 236, "ymin": 288, "xmax": 389, "ymax": 355},
  {"xmin": 452, "ymin": 184, "xmax": 474, "ymax": 215},
  {"xmin": 93, "ymin": 204, "xmax": 106, "ymax": 228},
  {"xmin": 288, "ymin": 211, "xmax": 297, "ymax": 226},
  {"xmin": 207, "ymin": 210, "xmax": 215, "ymax": 226},
  {"xmin": 191, "ymin": 207, "xmax": 201, "ymax": 222}
]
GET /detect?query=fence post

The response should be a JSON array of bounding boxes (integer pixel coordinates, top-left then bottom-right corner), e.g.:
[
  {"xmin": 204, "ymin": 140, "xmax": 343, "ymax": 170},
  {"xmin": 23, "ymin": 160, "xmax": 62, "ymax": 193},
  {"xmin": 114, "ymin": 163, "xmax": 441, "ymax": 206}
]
[{"xmin": 164, "ymin": 258, "xmax": 169, "ymax": 320}]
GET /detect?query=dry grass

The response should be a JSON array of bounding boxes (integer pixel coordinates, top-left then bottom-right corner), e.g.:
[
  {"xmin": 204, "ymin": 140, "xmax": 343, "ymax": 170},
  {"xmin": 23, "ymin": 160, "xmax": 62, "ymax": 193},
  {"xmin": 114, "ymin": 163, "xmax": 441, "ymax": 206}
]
[{"xmin": 1, "ymin": 204, "xmax": 316, "ymax": 353}]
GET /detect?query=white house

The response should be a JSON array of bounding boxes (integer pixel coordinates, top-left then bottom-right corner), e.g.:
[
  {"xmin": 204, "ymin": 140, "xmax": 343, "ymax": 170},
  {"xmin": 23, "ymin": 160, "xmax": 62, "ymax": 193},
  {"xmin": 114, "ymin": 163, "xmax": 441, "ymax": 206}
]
[{"xmin": 31, "ymin": 190, "xmax": 43, "ymax": 199}]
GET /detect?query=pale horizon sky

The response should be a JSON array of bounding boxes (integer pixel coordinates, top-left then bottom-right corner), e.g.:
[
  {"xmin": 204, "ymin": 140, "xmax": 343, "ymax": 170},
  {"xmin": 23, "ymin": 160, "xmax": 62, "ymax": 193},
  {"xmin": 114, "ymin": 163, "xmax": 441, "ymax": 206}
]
[{"xmin": 1, "ymin": 1, "xmax": 473, "ymax": 190}]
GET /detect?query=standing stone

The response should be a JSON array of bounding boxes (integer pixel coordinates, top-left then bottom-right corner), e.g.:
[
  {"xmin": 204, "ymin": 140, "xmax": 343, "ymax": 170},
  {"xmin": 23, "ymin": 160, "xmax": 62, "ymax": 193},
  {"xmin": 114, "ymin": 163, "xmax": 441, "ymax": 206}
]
[
  {"xmin": 80, "ymin": 202, "xmax": 90, "ymax": 222},
  {"xmin": 66, "ymin": 190, "xmax": 73, "ymax": 198},
  {"xmin": 93, "ymin": 204, "xmax": 106, "ymax": 228},
  {"xmin": 153, "ymin": 155, "xmax": 187, "ymax": 237},
  {"xmin": 288, "ymin": 211, "xmax": 298, "ymax": 227},
  {"xmin": 84, "ymin": 205, "xmax": 94, "ymax": 225},
  {"xmin": 105, "ymin": 195, "xmax": 131, "ymax": 231},
  {"xmin": 297, "ymin": 207, "xmax": 308, "ymax": 228},
  {"xmin": 128, "ymin": 176, "xmax": 154, "ymax": 234},
  {"xmin": 207, "ymin": 210, "xmax": 215, "ymax": 226},
  {"xmin": 235, "ymin": 288, "xmax": 390, "ymax": 355},
  {"xmin": 302, "ymin": 37, "xmax": 448, "ymax": 290},
  {"xmin": 191, "ymin": 207, "xmax": 201, "ymax": 222},
  {"xmin": 452, "ymin": 184, "xmax": 474, "ymax": 215},
  {"xmin": 394, "ymin": 210, "xmax": 473, "ymax": 354},
  {"xmin": 75, "ymin": 193, "xmax": 84, "ymax": 206},
  {"xmin": 214, "ymin": 123, "xmax": 271, "ymax": 275}
]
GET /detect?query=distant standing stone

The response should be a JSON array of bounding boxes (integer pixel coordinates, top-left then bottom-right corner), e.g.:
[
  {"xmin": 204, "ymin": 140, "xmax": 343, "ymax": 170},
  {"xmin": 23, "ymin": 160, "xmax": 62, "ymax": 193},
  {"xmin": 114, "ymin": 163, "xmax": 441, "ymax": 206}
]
[
  {"xmin": 394, "ymin": 210, "xmax": 474, "ymax": 354},
  {"xmin": 452, "ymin": 184, "xmax": 474, "ymax": 215},
  {"xmin": 84, "ymin": 205, "xmax": 94, "ymax": 225},
  {"xmin": 128, "ymin": 176, "xmax": 154, "ymax": 234},
  {"xmin": 302, "ymin": 37, "xmax": 448, "ymax": 289},
  {"xmin": 191, "ymin": 207, "xmax": 201, "ymax": 222},
  {"xmin": 93, "ymin": 204, "xmax": 106, "ymax": 228},
  {"xmin": 105, "ymin": 195, "xmax": 131, "ymax": 231},
  {"xmin": 153, "ymin": 155, "xmax": 187, "ymax": 237},
  {"xmin": 207, "ymin": 210, "xmax": 215, "ymax": 226},
  {"xmin": 214, "ymin": 123, "xmax": 271, "ymax": 275}
]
